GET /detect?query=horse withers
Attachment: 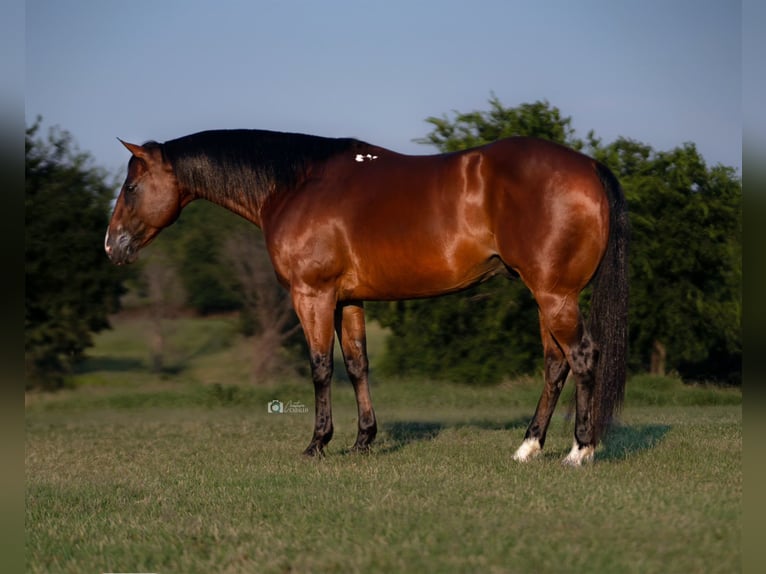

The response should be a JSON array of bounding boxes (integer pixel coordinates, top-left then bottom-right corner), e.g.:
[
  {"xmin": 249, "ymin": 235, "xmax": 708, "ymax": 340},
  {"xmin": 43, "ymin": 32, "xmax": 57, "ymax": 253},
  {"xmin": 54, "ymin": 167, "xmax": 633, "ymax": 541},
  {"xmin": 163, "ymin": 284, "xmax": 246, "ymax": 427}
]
[{"xmin": 105, "ymin": 129, "xmax": 628, "ymax": 466}]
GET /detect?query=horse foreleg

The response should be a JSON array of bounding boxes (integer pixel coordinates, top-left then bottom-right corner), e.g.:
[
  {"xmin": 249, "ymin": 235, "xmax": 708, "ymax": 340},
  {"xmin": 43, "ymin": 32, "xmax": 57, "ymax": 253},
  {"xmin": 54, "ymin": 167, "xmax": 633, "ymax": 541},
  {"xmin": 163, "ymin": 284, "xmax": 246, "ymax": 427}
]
[
  {"xmin": 335, "ymin": 302, "xmax": 377, "ymax": 451},
  {"xmin": 292, "ymin": 288, "xmax": 336, "ymax": 457},
  {"xmin": 513, "ymin": 310, "xmax": 570, "ymax": 462}
]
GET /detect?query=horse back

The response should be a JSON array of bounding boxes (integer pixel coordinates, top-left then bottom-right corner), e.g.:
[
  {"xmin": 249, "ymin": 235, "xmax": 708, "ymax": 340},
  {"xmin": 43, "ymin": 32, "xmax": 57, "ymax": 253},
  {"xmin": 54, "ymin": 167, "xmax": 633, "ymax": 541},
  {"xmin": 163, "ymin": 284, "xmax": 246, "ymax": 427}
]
[{"xmin": 261, "ymin": 137, "xmax": 609, "ymax": 300}]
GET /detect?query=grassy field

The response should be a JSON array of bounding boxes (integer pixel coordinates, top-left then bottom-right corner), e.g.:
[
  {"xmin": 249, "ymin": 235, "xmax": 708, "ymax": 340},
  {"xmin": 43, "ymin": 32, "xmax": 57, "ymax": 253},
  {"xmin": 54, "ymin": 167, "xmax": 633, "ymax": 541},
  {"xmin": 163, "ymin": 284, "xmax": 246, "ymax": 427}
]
[{"xmin": 26, "ymin": 315, "xmax": 742, "ymax": 573}]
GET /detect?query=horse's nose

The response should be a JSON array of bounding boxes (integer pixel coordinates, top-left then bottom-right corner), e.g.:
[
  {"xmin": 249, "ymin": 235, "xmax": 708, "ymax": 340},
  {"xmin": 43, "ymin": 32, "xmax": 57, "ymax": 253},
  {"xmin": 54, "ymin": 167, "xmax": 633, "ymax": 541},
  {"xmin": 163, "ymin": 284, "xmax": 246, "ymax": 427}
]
[
  {"xmin": 104, "ymin": 227, "xmax": 136, "ymax": 265},
  {"xmin": 104, "ymin": 229, "xmax": 113, "ymax": 256}
]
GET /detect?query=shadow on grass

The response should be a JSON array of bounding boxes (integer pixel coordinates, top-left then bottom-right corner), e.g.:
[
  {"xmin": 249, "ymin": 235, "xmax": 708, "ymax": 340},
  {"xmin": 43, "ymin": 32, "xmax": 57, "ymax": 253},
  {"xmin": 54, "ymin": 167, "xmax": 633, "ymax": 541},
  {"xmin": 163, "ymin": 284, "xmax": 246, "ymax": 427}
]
[
  {"xmin": 366, "ymin": 418, "xmax": 671, "ymax": 460},
  {"xmin": 600, "ymin": 423, "xmax": 672, "ymax": 461},
  {"xmin": 375, "ymin": 417, "xmax": 530, "ymax": 454}
]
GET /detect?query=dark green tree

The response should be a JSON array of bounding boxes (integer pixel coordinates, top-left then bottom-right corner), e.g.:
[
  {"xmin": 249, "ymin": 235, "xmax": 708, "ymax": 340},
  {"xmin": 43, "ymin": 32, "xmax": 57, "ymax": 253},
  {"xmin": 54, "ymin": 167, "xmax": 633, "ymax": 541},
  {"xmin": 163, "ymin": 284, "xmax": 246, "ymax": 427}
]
[
  {"xmin": 369, "ymin": 98, "xmax": 582, "ymax": 383},
  {"xmin": 589, "ymin": 136, "xmax": 741, "ymax": 382},
  {"xmin": 416, "ymin": 96, "xmax": 584, "ymax": 152},
  {"xmin": 142, "ymin": 199, "xmax": 245, "ymax": 315},
  {"xmin": 25, "ymin": 122, "xmax": 127, "ymax": 388}
]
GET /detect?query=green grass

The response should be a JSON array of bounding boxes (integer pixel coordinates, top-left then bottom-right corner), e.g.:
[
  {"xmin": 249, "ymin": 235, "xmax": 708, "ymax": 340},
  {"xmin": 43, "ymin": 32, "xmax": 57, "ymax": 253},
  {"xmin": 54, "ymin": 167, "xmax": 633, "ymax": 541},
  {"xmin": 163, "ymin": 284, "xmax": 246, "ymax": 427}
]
[{"xmin": 26, "ymin": 315, "xmax": 742, "ymax": 573}]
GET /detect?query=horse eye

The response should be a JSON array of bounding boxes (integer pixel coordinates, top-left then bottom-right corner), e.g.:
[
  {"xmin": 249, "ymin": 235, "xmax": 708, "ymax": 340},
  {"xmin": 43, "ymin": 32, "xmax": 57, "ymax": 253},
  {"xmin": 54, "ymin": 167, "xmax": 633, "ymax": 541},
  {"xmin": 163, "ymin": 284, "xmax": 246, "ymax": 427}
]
[{"xmin": 125, "ymin": 183, "xmax": 137, "ymax": 193}]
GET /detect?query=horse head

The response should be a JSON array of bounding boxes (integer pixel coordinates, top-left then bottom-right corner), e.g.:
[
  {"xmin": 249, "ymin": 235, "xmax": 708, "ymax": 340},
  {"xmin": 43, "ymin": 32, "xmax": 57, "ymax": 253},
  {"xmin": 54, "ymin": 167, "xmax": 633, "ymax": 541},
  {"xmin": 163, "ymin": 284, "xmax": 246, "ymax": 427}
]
[{"xmin": 104, "ymin": 139, "xmax": 186, "ymax": 264}]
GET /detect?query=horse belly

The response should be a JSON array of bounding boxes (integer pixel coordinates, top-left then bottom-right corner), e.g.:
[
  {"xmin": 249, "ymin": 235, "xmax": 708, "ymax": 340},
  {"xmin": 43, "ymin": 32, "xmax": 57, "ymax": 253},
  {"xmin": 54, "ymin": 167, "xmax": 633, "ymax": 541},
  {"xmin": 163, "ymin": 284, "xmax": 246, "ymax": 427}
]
[
  {"xmin": 339, "ymin": 234, "xmax": 502, "ymax": 301},
  {"xmin": 336, "ymin": 155, "xmax": 502, "ymax": 300}
]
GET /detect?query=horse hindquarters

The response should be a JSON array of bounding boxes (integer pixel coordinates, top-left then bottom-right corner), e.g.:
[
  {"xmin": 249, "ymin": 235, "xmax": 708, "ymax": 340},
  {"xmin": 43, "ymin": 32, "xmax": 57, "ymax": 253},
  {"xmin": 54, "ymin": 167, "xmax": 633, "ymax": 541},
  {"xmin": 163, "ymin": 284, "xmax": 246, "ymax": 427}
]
[{"xmin": 491, "ymin": 149, "xmax": 619, "ymax": 464}]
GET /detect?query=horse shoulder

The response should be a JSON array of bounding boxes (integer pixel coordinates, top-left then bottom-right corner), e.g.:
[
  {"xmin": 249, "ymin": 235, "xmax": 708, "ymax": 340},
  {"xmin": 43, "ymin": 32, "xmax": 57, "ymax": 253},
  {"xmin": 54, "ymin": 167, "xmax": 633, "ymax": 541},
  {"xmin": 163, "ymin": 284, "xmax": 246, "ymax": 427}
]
[{"xmin": 260, "ymin": 182, "xmax": 350, "ymax": 292}]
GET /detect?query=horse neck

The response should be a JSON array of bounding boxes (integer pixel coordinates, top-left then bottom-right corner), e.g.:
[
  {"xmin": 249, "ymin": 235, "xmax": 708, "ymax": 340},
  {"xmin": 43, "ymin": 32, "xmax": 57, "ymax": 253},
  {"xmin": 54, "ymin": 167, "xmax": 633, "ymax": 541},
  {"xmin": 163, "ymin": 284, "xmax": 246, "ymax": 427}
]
[
  {"xmin": 165, "ymin": 129, "xmax": 353, "ymax": 227},
  {"xmin": 192, "ymin": 185, "xmax": 267, "ymax": 228}
]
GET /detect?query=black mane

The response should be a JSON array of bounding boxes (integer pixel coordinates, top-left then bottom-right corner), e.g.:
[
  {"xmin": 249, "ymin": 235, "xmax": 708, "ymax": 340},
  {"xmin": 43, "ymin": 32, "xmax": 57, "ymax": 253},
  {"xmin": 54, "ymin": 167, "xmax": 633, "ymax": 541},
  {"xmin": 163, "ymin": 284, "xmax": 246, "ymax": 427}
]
[{"xmin": 159, "ymin": 129, "xmax": 363, "ymax": 207}]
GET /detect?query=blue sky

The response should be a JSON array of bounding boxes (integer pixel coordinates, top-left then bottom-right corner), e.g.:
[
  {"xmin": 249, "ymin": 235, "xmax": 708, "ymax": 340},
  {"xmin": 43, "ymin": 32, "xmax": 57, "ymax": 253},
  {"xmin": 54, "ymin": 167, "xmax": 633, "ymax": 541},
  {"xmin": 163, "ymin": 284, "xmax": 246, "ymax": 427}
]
[{"xmin": 26, "ymin": 0, "xmax": 741, "ymax": 175}]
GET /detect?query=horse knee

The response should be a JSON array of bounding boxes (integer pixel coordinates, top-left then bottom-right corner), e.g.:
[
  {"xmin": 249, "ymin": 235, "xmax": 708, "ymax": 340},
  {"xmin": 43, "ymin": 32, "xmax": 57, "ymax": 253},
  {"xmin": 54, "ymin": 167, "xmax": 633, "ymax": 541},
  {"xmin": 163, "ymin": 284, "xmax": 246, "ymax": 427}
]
[{"xmin": 310, "ymin": 352, "xmax": 333, "ymax": 385}]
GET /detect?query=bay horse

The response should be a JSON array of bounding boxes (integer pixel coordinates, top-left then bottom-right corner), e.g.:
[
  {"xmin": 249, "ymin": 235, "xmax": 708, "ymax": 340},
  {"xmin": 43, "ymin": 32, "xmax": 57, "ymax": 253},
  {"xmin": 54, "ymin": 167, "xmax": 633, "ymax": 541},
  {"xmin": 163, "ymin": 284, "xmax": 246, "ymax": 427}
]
[{"xmin": 105, "ymin": 129, "xmax": 628, "ymax": 466}]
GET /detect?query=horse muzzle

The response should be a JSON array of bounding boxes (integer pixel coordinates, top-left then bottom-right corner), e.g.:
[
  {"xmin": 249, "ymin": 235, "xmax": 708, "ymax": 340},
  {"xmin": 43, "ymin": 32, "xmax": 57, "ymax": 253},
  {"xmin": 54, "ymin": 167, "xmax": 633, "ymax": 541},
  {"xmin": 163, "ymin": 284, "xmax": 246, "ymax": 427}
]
[{"xmin": 104, "ymin": 228, "xmax": 138, "ymax": 265}]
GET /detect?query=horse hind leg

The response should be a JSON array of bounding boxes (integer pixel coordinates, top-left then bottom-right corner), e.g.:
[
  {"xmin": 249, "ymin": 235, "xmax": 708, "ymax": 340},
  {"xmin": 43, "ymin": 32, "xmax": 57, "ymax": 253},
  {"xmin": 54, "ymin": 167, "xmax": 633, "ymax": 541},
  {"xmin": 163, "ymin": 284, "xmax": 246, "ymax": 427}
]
[
  {"xmin": 563, "ymin": 330, "xmax": 599, "ymax": 466},
  {"xmin": 513, "ymin": 310, "xmax": 570, "ymax": 461},
  {"xmin": 335, "ymin": 302, "xmax": 377, "ymax": 451},
  {"xmin": 534, "ymin": 292, "xmax": 599, "ymax": 467}
]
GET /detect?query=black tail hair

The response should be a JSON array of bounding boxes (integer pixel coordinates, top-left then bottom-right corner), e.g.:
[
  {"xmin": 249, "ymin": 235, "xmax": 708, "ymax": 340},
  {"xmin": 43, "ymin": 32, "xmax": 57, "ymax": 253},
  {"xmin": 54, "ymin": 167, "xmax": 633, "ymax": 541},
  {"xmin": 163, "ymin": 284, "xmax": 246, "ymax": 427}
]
[{"xmin": 588, "ymin": 162, "xmax": 629, "ymax": 443}]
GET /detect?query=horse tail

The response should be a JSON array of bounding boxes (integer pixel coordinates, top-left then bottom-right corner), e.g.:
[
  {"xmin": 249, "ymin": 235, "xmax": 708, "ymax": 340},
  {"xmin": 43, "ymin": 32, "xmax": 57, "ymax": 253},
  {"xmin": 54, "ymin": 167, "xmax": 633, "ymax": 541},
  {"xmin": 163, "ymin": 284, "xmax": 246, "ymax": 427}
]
[{"xmin": 588, "ymin": 162, "xmax": 629, "ymax": 443}]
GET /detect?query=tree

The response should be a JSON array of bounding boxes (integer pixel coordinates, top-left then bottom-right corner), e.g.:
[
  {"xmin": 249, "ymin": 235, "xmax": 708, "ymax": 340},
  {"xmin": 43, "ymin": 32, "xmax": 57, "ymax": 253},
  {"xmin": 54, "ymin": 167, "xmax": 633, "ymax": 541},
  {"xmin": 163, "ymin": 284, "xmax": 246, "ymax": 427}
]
[
  {"xmin": 141, "ymin": 249, "xmax": 187, "ymax": 373},
  {"xmin": 369, "ymin": 98, "xmax": 582, "ymax": 383},
  {"xmin": 415, "ymin": 96, "xmax": 584, "ymax": 151},
  {"xmin": 25, "ymin": 122, "xmax": 127, "ymax": 388},
  {"xmin": 169, "ymin": 201, "xmax": 245, "ymax": 315},
  {"xmin": 589, "ymin": 136, "xmax": 741, "ymax": 382},
  {"xmin": 223, "ymin": 228, "xmax": 304, "ymax": 382}
]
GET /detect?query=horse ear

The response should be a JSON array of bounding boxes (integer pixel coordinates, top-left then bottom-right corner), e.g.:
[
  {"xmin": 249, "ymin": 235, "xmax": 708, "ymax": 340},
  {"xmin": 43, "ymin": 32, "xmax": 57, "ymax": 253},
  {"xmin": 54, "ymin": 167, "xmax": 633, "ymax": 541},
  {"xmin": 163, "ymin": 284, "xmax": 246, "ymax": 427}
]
[{"xmin": 118, "ymin": 138, "xmax": 149, "ymax": 159}]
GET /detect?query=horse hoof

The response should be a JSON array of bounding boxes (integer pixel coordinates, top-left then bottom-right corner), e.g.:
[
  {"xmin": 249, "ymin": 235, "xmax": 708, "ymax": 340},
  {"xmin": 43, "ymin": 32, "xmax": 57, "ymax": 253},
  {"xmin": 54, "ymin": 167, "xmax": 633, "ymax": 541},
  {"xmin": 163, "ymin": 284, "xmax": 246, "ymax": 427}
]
[
  {"xmin": 350, "ymin": 442, "xmax": 373, "ymax": 454},
  {"xmin": 513, "ymin": 438, "xmax": 542, "ymax": 462},
  {"xmin": 302, "ymin": 444, "xmax": 325, "ymax": 458},
  {"xmin": 562, "ymin": 442, "xmax": 595, "ymax": 467}
]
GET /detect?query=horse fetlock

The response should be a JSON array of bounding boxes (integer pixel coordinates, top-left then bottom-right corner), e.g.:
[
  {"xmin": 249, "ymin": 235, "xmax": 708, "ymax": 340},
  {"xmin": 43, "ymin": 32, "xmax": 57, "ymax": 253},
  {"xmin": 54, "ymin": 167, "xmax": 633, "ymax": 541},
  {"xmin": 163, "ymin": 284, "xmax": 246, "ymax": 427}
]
[
  {"xmin": 357, "ymin": 418, "xmax": 377, "ymax": 442},
  {"xmin": 359, "ymin": 410, "xmax": 377, "ymax": 431},
  {"xmin": 315, "ymin": 420, "xmax": 334, "ymax": 443},
  {"xmin": 352, "ymin": 431, "xmax": 376, "ymax": 452},
  {"xmin": 304, "ymin": 423, "xmax": 334, "ymax": 455}
]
